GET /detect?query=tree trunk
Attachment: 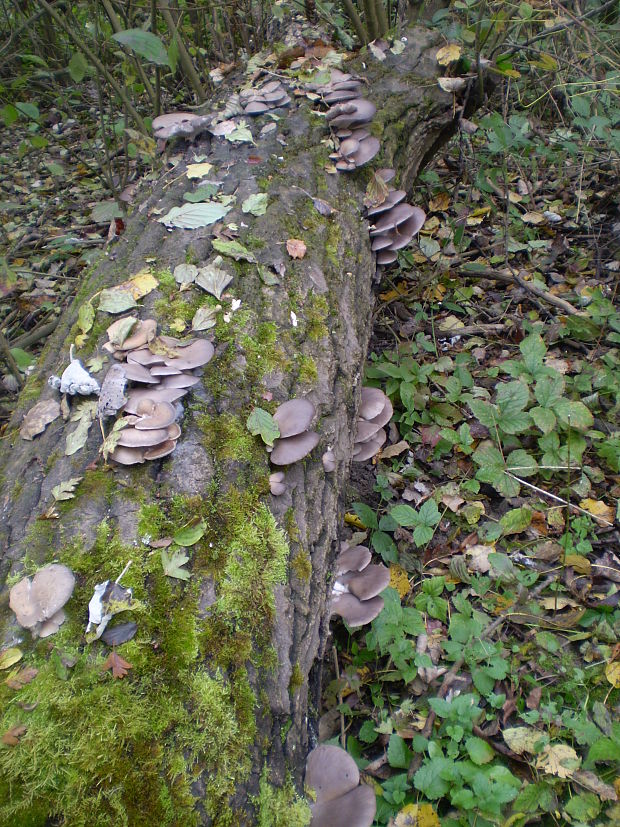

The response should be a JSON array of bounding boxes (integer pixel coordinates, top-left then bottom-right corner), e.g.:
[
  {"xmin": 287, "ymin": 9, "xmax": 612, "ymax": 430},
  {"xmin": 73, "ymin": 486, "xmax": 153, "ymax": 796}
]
[{"xmin": 0, "ymin": 27, "xmax": 480, "ymax": 827}]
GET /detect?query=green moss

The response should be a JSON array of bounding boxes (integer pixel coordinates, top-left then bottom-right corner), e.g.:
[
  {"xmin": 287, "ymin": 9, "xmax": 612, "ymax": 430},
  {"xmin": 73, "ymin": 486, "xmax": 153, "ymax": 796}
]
[
  {"xmin": 297, "ymin": 355, "xmax": 318, "ymax": 384},
  {"xmin": 284, "ymin": 508, "xmax": 300, "ymax": 543},
  {"xmin": 305, "ymin": 293, "xmax": 329, "ymax": 341},
  {"xmin": 254, "ymin": 767, "xmax": 311, "ymax": 827},
  {"xmin": 18, "ymin": 374, "xmax": 44, "ymax": 405},
  {"xmin": 290, "ymin": 551, "xmax": 312, "ymax": 583},
  {"xmin": 289, "ymin": 662, "xmax": 304, "ymax": 694},
  {"xmin": 185, "ymin": 247, "xmax": 199, "ymax": 266},
  {"xmin": 198, "ymin": 412, "xmax": 264, "ymax": 465}
]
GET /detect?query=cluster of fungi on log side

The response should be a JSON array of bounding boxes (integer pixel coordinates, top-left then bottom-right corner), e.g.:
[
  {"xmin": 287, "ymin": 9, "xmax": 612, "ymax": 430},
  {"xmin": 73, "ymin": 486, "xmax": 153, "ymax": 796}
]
[
  {"xmin": 305, "ymin": 744, "xmax": 376, "ymax": 827},
  {"xmin": 238, "ymin": 79, "xmax": 291, "ymax": 115},
  {"xmin": 9, "ymin": 564, "xmax": 75, "ymax": 639},
  {"xmin": 267, "ymin": 398, "xmax": 320, "ymax": 495},
  {"xmin": 353, "ymin": 386, "xmax": 392, "ymax": 462},
  {"xmin": 331, "ymin": 541, "xmax": 390, "ymax": 627},
  {"xmin": 100, "ymin": 318, "xmax": 214, "ymax": 465}
]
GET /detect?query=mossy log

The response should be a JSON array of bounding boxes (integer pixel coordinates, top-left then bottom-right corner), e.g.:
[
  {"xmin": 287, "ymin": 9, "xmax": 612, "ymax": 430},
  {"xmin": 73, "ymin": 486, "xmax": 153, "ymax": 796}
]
[{"xmin": 0, "ymin": 28, "xmax": 478, "ymax": 827}]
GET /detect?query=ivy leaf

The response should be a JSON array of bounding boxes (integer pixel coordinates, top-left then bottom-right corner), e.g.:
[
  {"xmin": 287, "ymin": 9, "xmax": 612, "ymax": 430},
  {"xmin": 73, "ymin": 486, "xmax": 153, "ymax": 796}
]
[
  {"xmin": 51, "ymin": 477, "xmax": 83, "ymax": 501},
  {"xmin": 161, "ymin": 548, "xmax": 191, "ymax": 580},
  {"xmin": 102, "ymin": 651, "xmax": 133, "ymax": 679},
  {"xmin": 246, "ymin": 407, "xmax": 280, "ymax": 446}
]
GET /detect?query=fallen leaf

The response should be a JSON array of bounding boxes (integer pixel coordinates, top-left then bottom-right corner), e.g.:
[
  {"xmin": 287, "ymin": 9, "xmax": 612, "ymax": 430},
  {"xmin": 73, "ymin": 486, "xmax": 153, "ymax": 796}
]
[
  {"xmin": 4, "ymin": 666, "xmax": 38, "ymax": 690},
  {"xmin": 98, "ymin": 288, "xmax": 137, "ymax": 314},
  {"xmin": 106, "ymin": 316, "xmax": 138, "ymax": 347},
  {"xmin": 536, "ymin": 743, "xmax": 580, "ymax": 778},
  {"xmin": 436, "ymin": 43, "xmax": 462, "ymax": 64},
  {"xmin": 212, "ymin": 239, "xmax": 256, "ymax": 262},
  {"xmin": 186, "ymin": 162, "xmax": 213, "ymax": 179},
  {"xmin": 465, "ymin": 544, "xmax": 494, "ymax": 573},
  {"xmin": 192, "ymin": 304, "xmax": 220, "ymax": 331},
  {"xmin": 161, "ymin": 547, "xmax": 191, "ymax": 580},
  {"xmin": 438, "ymin": 76, "xmax": 467, "ymax": 92},
  {"xmin": 20, "ymin": 399, "xmax": 61, "ymax": 440},
  {"xmin": 102, "ymin": 651, "xmax": 133, "ymax": 679},
  {"xmin": 379, "ymin": 440, "xmax": 410, "ymax": 459},
  {"xmin": 241, "ymin": 193, "xmax": 269, "ymax": 216},
  {"xmin": 0, "ymin": 648, "xmax": 23, "ymax": 670},
  {"xmin": 2, "ymin": 724, "xmax": 27, "ymax": 745},
  {"xmin": 395, "ymin": 802, "xmax": 440, "ymax": 827},
  {"xmin": 503, "ymin": 726, "xmax": 548, "ymax": 755},
  {"xmin": 286, "ymin": 238, "xmax": 306, "ymax": 259},
  {"xmin": 225, "ymin": 122, "xmax": 254, "ymax": 144},
  {"xmin": 195, "ymin": 257, "xmax": 233, "ymax": 299},
  {"xmin": 125, "ymin": 269, "xmax": 158, "ymax": 299},
  {"xmin": 540, "ymin": 596, "xmax": 580, "ymax": 610},
  {"xmin": 158, "ymin": 201, "xmax": 232, "ymax": 229},
  {"xmin": 173, "ymin": 263, "xmax": 198, "ymax": 286},
  {"xmin": 605, "ymin": 660, "xmax": 620, "ymax": 688},
  {"xmin": 572, "ymin": 769, "xmax": 618, "ymax": 801},
  {"xmin": 51, "ymin": 477, "xmax": 83, "ymax": 501},
  {"xmin": 246, "ymin": 407, "xmax": 280, "ymax": 447},
  {"xmin": 579, "ymin": 498, "xmax": 614, "ymax": 523}
]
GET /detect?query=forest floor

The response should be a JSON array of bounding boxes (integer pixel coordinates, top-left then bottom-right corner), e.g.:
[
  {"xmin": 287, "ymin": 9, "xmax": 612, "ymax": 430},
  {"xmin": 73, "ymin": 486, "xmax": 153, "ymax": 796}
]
[{"xmin": 1, "ymin": 38, "xmax": 619, "ymax": 827}]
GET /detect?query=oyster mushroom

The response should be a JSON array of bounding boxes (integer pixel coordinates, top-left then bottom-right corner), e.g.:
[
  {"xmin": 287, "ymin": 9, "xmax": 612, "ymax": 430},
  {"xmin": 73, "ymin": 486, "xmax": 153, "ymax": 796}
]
[
  {"xmin": 110, "ymin": 445, "xmax": 145, "ymax": 465},
  {"xmin": 322, "ymin": 450, "xmax": 336, "ymax": 472},
  {"xmin": 335, "ymin": 545, "xmax": 371, "ymax": 576},
  {"xmin": 273, "ymin": 398, "xmax": 315, "ymax": 438},
  {"xmin": 359, "ymin": 387, "xmax": 388, "ymax": 420},
  {"xmin": 152, "ymin": 111, "xmax": 211, "ymax": 142},
  {"xmin": 9, "ymin": 564, "xmax": 75, "ymax": 637},
  {"xmin": 270, "ymin": 430, "xmax": 320, "ymax": 465},
  {"xmin": 269, "ymin": 471, "xmax": 287, "ymax": 496},
  {"xmin": 117, "ymin": 426, "xmax": 170, "ymax": 448},
  {"xmin": 124, "ymin": 388, "xmax": 187, "ymax": 412},
  {"xmin": 164, "ymin": 339, "xmax": 214, "ymax": 370},
  {"xmin": 310, "ymin": 785, "xmax": 376, "ymax": 827},
  {"xmin": 305, "ymin": 744, "xmax": 376, "ymax": 827},
  {"xmin": 344, "ymin": 563, "xmax": 390, "ymax": 601},
  {"xmin": 133, "ymin": 400, "xmax": 176, "ymax": 430},
  {"xmin": 144, "ymin": 440, "xmax": 177, "ymax": 460},
  {"xmin": 331, "ymin": 592, "xmax": 384, "ymax": 627}
]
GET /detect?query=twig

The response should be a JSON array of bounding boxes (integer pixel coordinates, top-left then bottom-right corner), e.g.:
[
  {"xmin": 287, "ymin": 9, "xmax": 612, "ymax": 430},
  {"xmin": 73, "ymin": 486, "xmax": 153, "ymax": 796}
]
[
  {"xmin": 462, "ymin": 265, "xmax": 581, "ymax": 315},
  {"xmin": 505, "ymin": 472, "xmax": 614, "ymax": 527},
  {"xmin": 12, "ymin": 319, "xmax": 58, "ymax": 350}
]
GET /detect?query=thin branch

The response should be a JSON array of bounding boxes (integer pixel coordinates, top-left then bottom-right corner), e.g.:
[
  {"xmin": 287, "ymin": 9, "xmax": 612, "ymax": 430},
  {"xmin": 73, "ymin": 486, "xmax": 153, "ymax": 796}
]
[{"xmin": 462, "ymin": 265, "xmax": 581, "ymax": 316}]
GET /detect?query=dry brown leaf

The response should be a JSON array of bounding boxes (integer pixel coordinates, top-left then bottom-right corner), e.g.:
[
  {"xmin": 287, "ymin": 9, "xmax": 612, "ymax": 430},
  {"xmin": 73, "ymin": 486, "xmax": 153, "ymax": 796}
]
[
  {"xmin": 2, "ymin": 724, "xmax": 27, "ymax": 745},
  {"xmin": 579, "ymin": 498, "xmax": 614, "ymax": 523},
  {"xmin": 540, "ymin": 595, "xmax": 580, "ymax": 610},
  {"xmin": 572, "ymin": 770, "xmax": 618, "ymax": 801},
  {"xmin": 5, "ymin": 666, "xmax": 38, "ymax": 690},
  {"xmin": 102, "ymin": 651, "xmax": 133, "ymax": 679},
  {"xmin": 379, "ymin": 440, "xmax": 409, "ymax": 459},
  {"xmin": 20, "ymin": 399, "xmax": 61, "ymax": 440},
  {"xmin": 286, "ymin": 238, "xmax": 306, "ymax": 259}
]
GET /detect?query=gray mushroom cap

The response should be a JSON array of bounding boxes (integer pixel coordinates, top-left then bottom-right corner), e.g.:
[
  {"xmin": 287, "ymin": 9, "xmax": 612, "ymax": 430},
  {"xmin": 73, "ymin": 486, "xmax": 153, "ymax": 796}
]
[
  {"xmin": 270, "ymin": 430, "xmax": 320, "ymax": 465},
  {"xmin": 9, "ymin": 578, "xmax": 41, "ymax": 628},
  {"xmin": 335, "ymin": 545, "xmax": 372, "ymax": 576},
  {"xmin": 310, "ymin": 783, "xmax": 376, "ymax": 827},
  {"xmin": 352, "ymin": 429, "xmax": 386, "ymax": 462},
  {"xmin": 117, "ymin": 426, "xmax": 170, "ymax": 448},
  {"xmin": 370, "ymin": 234, "xmax": 393, "ymax": 251},
  {"xmin": 327, "ymin": 98, "xmax": 377, "ymax": 128},
  {"xmin": 331, "ymin": 593, "xmax": 385, "ymax": 627},
  {"xmin": 269, "ymin": 472, "xmax": 287, "ymax": 496},
  {"xmin": 134, "ymin": 400, "xmax": 177, "ymax": 430},
  {"xmin": 366, "ymin": 190, "xmax": 407, "ymax": 217},
  {"xmin": 164, "ymin": 339, "xmax": 214, "ymax": 370},
  {"xmin": 144, "ymin": 440, "xmax": 177, "ymax": 460},
  {"xmin": 366, "ymin": 395, "xmax": 393, "ymax": 430},
  {"xmin": 244, "ymin": 100, "xmax": 270, "ymax": 114},
  {"xmin": 38, "ymin": 608, "xmax": 67, "ymax": 639},
  {"xmin": 122, "ymin": 362, "xmax": 158, "ymax": 383},
  {"xmin": 124, "ymin": 387, "xmax": 187, "ymax": 412},
  {"xmin": 152, "ymin": 111, "xmax": 199, "ymax": 131},
  {"xmin": 355, "ymin": 418, "xmax": 384, "ymax": 443},
  {"xmin": 370, "ymin": 203, "xmax": 418, "ymax": 234},
  {"xmin": 127, "ymin": 347, "xmax": 167, "ymax": 367},
  {"xmin": 305, "ymin": 745, "xmax": 359, "ymax": 804},
  {"xmin": 360, "ymin": 387, "xmax": 388, "ymax": 420},
  {"xmin": 347, "ymin": 563, "xmax": 391, "ymax": 601},
  {"xmin": 110, "ymin": 445, "xmax": 145, "ymax": 465},
  {"xmin": 322, "ymin": 450, "xmax": 336, "ymax": 472},
  {"xmin": 375, "ymin": 249, "xmax": 398, "ymax": 265},
  {"xmin": 349, "ymin": 136, "xmax": 380, "ymax": 167},
  {"xmin": 273, "ymin": 398, "xmax": 316, "ymax": 439},
  {"xmin": 159, "ymin": 373, "xmax": 201, "ymax": 389},
  {"xmin": 376, "ymin": 168, "xmax": 395, "ymax": 183}
]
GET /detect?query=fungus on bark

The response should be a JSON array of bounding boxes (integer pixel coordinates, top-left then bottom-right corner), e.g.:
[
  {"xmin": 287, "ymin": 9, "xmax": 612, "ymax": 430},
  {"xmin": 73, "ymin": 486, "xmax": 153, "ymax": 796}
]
[
  {"xmin": 305, "ymin": 744, "xmax": 376, "ymax": 827},
  {"xmin": 352, "ymin": 387, "xmax": 392, "ymax": 462},
  {"xmin": 9, "ymin": 564, "xmax": 75, "ymax": 638}
]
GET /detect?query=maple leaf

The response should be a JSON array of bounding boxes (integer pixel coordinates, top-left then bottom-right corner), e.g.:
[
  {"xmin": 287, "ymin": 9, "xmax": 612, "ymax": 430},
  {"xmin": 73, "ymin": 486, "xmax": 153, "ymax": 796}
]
[{"xmin": 102, "ymin": 651, "xmax": 133, "ymax": 679}]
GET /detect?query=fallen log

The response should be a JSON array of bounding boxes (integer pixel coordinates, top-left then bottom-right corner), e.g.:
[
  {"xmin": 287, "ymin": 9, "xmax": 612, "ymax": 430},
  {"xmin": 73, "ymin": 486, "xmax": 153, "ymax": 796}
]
[{"xmin": 0, "ymin": 26, "xmax": 483, "ymax": 826}]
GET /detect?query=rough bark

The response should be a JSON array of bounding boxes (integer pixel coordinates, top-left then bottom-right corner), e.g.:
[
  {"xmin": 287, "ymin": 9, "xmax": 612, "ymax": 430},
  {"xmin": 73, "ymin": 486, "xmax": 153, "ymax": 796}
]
[{"xmin": 0, "ymin": 27, "xmax": 476, "ymax": 826}]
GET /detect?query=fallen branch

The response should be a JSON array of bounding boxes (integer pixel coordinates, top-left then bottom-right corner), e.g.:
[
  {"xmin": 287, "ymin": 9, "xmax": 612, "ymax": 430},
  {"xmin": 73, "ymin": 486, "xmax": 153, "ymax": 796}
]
[{"xmin": 462, "ymin": 265, "xmax": 581, "ymax": 316}]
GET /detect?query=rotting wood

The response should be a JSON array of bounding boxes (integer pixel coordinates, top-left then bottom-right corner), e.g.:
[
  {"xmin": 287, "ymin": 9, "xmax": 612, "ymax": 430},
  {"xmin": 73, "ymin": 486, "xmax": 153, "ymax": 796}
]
[{"xmin": 0, "ymin": 26, "xmax": 487, "ymax": 825}]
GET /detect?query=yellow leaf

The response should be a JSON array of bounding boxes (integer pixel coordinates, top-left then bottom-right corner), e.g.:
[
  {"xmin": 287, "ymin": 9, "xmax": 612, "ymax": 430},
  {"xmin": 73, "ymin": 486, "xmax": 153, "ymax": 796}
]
[
  {"xmin": 563, "ymin": 554, "xmax": 591, "ymax": 574},
  {"xmin": 436, "ymin": 43, "xmax": 462, "ymax": 65},
  {"xmin": 390, "ymin": 564, "xmax": 411, "ymax": 599},
  {"xmin": 536, "ymin": 743, "xmax": 580, "ymax": 778},
  {"xmin": 169, "ymin": 318, "xmax": 186, "ymax": 333},
  {"xmin": 429, "ymin": 192, "xmax": 450, "ymax": 212},
  {"xmin": 344, "ymin": 513, "xmax": 365, "ymax": 530},
  {"xmin": 0, "ymin": 648, "xmax": 23, "ymax": 670},
  {"xmin": 438, "ymin": 314, "xmax": 464, "ymax": 332},
  {"xmin": 579, "ymin": 498, "xmax": 614, "ymax": 522},
  {"xmin": 186, "ymin": 162, "xmax": 213, "ymax": 179},
  {"xmin": 605, "ymin": 660, "xmax": 620, "ymax": 688},
  {"xmin": 540, "ymin": 595, "xmax": 580, "ymax": 610},
  {"xmin": 465, "ymin": 543, "xmax": 494, "ymax": 573},
  {"xmin": 127, "ymin": 269, "xmax": 159, "ymax": 299},
  {"xmin": 395, "ymin": 802, "xmax": 440, "ymax": 826},
  {"xmin": 503, "ymin": 726, "xmax": 547, "ymax": 755},
  {"xmin": 522, "ymin": 211, "xmax": 545, "ymax": 224}
]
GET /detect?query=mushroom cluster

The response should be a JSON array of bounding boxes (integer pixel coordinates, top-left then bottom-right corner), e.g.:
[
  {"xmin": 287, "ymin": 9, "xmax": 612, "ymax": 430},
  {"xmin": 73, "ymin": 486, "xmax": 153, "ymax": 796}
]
[
  {"xmin": 100, "ymin": 318, "xmax": 213, "ymax": 465},
  {"xmin": 239, "ymin": 79, "xmax": 291, "ymax": 115},
  {"xmin": 9, "ymin": 564, "xmax": 75, "ymax": 638},
  {"xmin": 353, "ymin": 386, "xmax": 392, "ymax": 462},
  {"xmin": 152, "ymin": 111, "xmax": 212, "ymax": 143},
  {"xmin": 305, "ymin": 744, "xmax": 376, "ymax": 827},
  {"xmin": 331, "ymin": 541, "xmax": 390, "ymax": 627},
  {"xmin": 366, "ymin": 169, "xmax": 426, "ymax": 266},
  {"xmin": 269, "ymin": 398, "xmax": 319, "ymax": 466}
]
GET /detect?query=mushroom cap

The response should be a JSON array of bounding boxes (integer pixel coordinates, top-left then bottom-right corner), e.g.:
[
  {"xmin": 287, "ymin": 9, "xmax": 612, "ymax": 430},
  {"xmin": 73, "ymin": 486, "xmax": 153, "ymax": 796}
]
[
  {"xmin": 31, "ymin": 564, "xmax": 75, "ymax": 621},
  {"xmin": 385, "ymin": 209, "xmax": 426, "ymax": 249},
  {"xmin": 164, "ymin": 339, "xmax": 214, "ymax": 370},
  {"xmin": 360, "ymin": 387, "xmax": 388, "ymax": 420},
  {"xmin": 244, "ymin": 100, "xmax": 270, "ymax": 114},
  {"xmin": 349, "ymin": 136, "xmax": 380, "ymax": 167},
  {"xmin": 9, "ymin": 577, "xmax": 40, "ymax": 628},
  {"xmin": 335, "ymin": 545, "xmax": 371, "ymax": 576},
  {"xmin": 270, "ymin": 431, "xmax": 320, "ymax": 465},
  {"xmin": 305, "ymin": 745, "xmax": 359, "ymax": 804},
  {"xmin": 37, "ymin": 608, "xmax": 66, "ymax": 638},
  {"xmin": 366, "ymin": 190, "xmax": 407, "ymax": 217},
  {"xmin": 376, "ymin": 168, "xmax": 395, "ymax": 183},
  {"xmin": 370, "ymin": 203, "xmax": 418, "ymax": 234},
  {"xmin": 159, "ymin": 373, "xmax": 201, "ymax": 389},
  {"xmin": 273, "ymin": 398, "xmax": 316, "ymax": 439},
  {"xmin": 327, "ymin": 98, "xmax": 377, "ymax": 128},
  {"xmin": 152, "ymin": 112, "xmax": 200, "ymax": 131},
  {"xmin": 127, "ymin": 348, "xmax": 167, "ymax": 367},
  {"xmin": 331, "ymin": 593, "xmax": 384, "ymax": 627},
  {"xmin": 110, "ymin": 445, "xmax": 145, "ymax": 465},
  {"xmin": 124, "ymin": 388, "xmax": 187, "ymax": 412},
  {"xmin": 352, "ymin": 429, "xmax": 386, "ymax": 462},
  {"xmin": 322, "ymin": 450, "xmax": 336, "ymax": 472},
  {"xmin": 134, "ymin": 400, "xmax": 177, "ymax": 430},
  {"xmin": 366, "ymin": 396, "xmax": 393, "ymax": 430},
  {"xmin": 370, "ymin": 235, "xmax": 393, "ymax": 251},
  {"xmin": 144, "ymin": 439, "xmax": 176, "ymax": 460},
  {"xmin": 375, "ymin": 249, "xmax": 398, "ymax": 265},
  {"xmin": 269, "ymin": 471, "xmax": 287, "ymax": 496},
  {"xmin": 339, "ymin": 137, "xmax": 359, "ymax": 158},
  {"xmin": 323, "ymin": 89, "xmax": 360, "ymax": 104},
  {"xmin": 122, "ymin": 362, "xmax": 158, "ymax": 383},
  {"xmin": 167, "ymin": 423, "xmax": 182, "ymax": 441},
  {"xmin": 118, "ymin": 319, "xmax": 157, "ymax": 351},
  {"xmin": 149, "ymin": 365, "xmax": 184, "ymax": 376},
  {"xmin": 347, "ymin": 563, "xmax": 390, "ymax": 601},
  {"xmin": 117, "ymin": 426, "xmax": 170, "ymax": 448},
  {"xmin": 310, "ymin": 784, "xmax": 376, "ymax": 827},
  {"xmin": 355, "ymin": 418, "xmax": 384, "ymax": 443}
]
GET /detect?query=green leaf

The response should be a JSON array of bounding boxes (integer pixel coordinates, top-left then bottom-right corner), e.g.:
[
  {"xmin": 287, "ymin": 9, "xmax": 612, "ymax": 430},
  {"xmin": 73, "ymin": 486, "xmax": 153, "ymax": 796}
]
[
  {"xmin": 530, "ymin": 405, "xmax": 556, "ymax": 433},
  {"xmin": 183, "ymin": 183, "xmax": 221, "ymax": 202},
  {"xmin": 358, "ymin": 720, "xmax": 378, "ymax": 743},
  {"xmin": 246, "ymin": 407, "xmax": 280, "ymax": 446},
  {"xmin": 371, "ymin": 530, "xmax": 398, "ymax": 563},
  {"xmin": 414, "ymin": 758, "xmax": 452, "ymax": 799},
  {"xmin": 1, "ymin": 104, "xmax": 18, "ymax": 126},
  {"xmin": 534, "ymin": 373, "xmax": 565, "ymax": 407},
  {"xmin": 352, "ymin": 502, "xmax": 378, "ymax": 529},
  {"xmin": 0, "ymin": 647, "xmax": 23, "ymax": 670},
  {"xmin": 241, "ymin": 193, "xmax": 269, "ymax": 216},
  {"xmin": 513, "ymin": 781, "xmax": 557, "ymax": 813},
  {"xmin": 564, "ymin": 793, "xmax": 601, "ymax": 821},
  {"xmin": 51, "ymin": 477, "xmax": 83, "ymax": 501},
  {"xmin": 387, "ymin": 734, "xmax": 413, "ymax": 769},
  {"xmin": 158, "ymin": 201, "xmax": 232, "ymax": 229},
  {"xmin": 553, "ymin": 398, "xmax": 593, "ymax": 431},
  {"xmin": 68, "ymin": 52, "xmax": 89, "ymax": 82},
  {"xmin": 15, "ymin": 101, "xmax": 39, "ymax": 121},
  {"xmin": 212, "ymin": 239, "xmax": 256, "ymax": 263},
  {"xmin": 585, "ymin": 737, "xmax": 620, "ymax": 765},
  {"xmin": 225, "ymin": 123, "xmax": 254, "ymax": 144},
  {"xmin": 500, "ymin": 506, "xmax": 532, "ymax": 535},
  {"xmin": 520, "ymin": 332, "xmax": 546, "ymax": 373},
  {"xmin": 161, "ymin": 548, "xmax": 191, "ymax": 580},
  {"xmin": 472, "ymin": 440, "xmax": 521, "ymax": 497},
  {"xmin": 418, "ymin": 499, "xmax": 441, "ymax": 527},
  {"xmin": 496, "ymin": 380, "xmax": 531, "ymax": 434},
  {"xmin": 173, "ymin": 521, "xmax": 206, "ymax": 547},
  {"xmin": 98, "ymin": 288, "xmax": 137, "ymax": 314},
  {"xmin": 77, "ymin": 300, "xmax": 95, "ymax": 335},
  {"xmin": 468, "ymin": 398, "xmax": 498, "ymax": 428},
  {"xmin": 506, "ymin": 448, "xmax": 538, "ymax": 477},
  {"xmin": 91, "ymin": 200, "xmax": 123, "ymax": 223},
  {"xmin": 389, "ymin": 504, "xmax": 419, "ymax": 527},
  {"xmin": 167, "ymin": 38, "xmax": 179, "ymax": 73},
  {"xmin": 112, "ymin": 29, "xmax": 170, "ymax": 66},
  {"xmin": 10, "ymin": 347, "xmax": 35, "ymax": 370},
  {"xmin": 65, "ymin": 415, "xmax": 93, "ymax": 455}
]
